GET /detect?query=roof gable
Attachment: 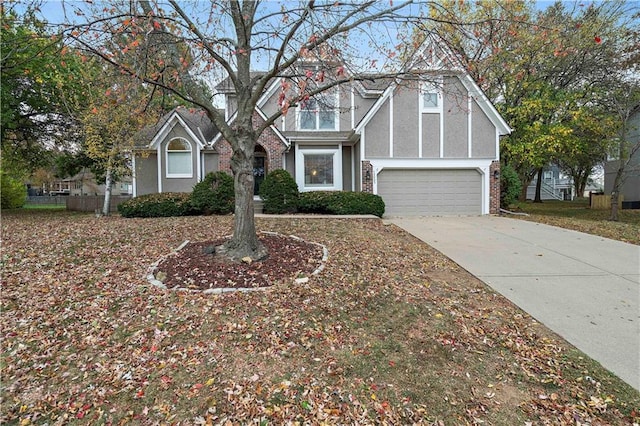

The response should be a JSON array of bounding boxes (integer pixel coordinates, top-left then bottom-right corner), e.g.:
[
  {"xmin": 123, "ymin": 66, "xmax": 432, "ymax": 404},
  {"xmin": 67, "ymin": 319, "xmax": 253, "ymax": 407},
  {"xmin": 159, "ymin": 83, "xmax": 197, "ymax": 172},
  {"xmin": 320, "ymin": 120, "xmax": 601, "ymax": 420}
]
[
  {"xmin": 355, "ymin": 35, "xmax": 511, "ymax": 136},
  {"xmin": 141, "ymin": 107, "xmax": 218, "ymax": 149}
]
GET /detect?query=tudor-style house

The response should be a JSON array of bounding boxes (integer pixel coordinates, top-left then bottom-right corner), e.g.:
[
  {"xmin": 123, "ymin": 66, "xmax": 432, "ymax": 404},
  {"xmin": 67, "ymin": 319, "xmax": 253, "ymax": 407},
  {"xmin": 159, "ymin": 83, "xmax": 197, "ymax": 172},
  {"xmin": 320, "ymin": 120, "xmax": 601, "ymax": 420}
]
[{"xmin": 132, "ymin": 36, "xmax": 511, "ymax": 216}]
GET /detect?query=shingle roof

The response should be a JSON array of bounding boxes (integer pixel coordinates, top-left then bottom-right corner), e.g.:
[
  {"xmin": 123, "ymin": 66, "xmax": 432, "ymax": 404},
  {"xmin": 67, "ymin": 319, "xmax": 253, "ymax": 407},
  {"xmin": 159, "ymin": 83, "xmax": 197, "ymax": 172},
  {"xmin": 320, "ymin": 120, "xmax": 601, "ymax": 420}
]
[{"xmin": 135, "ymin": 107, "xmax": 219, "ymax": 147}]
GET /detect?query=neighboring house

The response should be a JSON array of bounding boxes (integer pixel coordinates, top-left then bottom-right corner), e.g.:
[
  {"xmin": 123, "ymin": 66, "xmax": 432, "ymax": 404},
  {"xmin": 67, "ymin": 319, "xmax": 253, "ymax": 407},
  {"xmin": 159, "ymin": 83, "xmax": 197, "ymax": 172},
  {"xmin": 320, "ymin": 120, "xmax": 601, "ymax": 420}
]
[
  {"xmin": 526, "ymin": 165, "xmax": 574, "ymax": 201},
  {"xmin": 67, "ymin": 168, "xmax": 132, "ymax": 197},
  {"xmin": 133, "ymin": 36, "xmax": 511, "ymax": 216},
  {"xmin": 604, "ymin": 105, "xmax": 640, "ymax": 209}
]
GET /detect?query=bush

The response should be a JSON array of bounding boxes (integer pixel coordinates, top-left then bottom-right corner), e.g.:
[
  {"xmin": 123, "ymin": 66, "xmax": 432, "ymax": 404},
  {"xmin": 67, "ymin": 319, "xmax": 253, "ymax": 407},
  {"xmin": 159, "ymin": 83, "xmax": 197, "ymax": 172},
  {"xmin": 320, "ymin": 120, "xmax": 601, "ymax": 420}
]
[
  {"xmin": 190, "ymin": 171, "xmax": 235, "ymax": 215},
  {"xmin": 500, "ymin": 163, "xmax": 522, "ymax": 208},
  {"xmin": 117, "ymin": 192, "xmax": 193, "ymax": 217},
  {"xmin": 259, "ymin": 169, "xmax": 299, "ymax": 214},
  {"xmin": 298, "ymin": 191, "xmax": 385, "ymax": 217},
  {"xmin": 1, "ymin": 171, "xmax": 26, "ymax": 209}
]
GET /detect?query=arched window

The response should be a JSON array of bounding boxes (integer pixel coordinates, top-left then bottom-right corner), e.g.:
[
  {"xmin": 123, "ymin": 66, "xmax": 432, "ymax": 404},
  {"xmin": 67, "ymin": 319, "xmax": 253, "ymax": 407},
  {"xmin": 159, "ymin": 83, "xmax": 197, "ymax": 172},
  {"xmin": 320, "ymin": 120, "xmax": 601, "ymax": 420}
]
[{"xmin": 166, "ymin": 138, "xmax": 192, "ymax": 178}]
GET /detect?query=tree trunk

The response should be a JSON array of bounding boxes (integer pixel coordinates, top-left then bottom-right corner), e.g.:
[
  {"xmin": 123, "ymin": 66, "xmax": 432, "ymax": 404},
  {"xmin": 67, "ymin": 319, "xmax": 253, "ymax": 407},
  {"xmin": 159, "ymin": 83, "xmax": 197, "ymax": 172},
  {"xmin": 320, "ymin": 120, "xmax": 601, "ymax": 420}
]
[
  {"xmin": 534, "ymin": 167, "xmax": 543, "ymax": 203},
  {"xmin": 222, "ymin": 133, "xmax": 267, "ymax": 261},
  {"xmin": 101, "ymin": 165, "xmax": 113, "ymax": 216},
  {"xmin": 609, "ymin": 161, "xmax": 625, "ymax": 221}
]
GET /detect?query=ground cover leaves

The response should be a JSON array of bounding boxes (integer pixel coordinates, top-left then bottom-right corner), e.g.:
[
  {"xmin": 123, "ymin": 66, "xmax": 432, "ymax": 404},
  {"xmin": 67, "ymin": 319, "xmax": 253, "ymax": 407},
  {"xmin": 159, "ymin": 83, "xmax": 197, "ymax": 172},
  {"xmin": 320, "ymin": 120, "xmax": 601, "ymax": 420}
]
[{"xmin": 2, "ymin": 211, "xmax": 638, "ymax": 425}]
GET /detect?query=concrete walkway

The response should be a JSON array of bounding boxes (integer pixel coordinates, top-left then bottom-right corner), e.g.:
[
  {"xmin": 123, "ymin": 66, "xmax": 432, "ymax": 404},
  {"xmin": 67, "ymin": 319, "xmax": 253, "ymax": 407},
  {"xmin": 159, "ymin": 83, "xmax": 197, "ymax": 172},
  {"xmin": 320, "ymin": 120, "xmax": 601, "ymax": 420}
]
[{"xmin": 388, "ymin": 216, "xmax": 640, "ymax": 391}]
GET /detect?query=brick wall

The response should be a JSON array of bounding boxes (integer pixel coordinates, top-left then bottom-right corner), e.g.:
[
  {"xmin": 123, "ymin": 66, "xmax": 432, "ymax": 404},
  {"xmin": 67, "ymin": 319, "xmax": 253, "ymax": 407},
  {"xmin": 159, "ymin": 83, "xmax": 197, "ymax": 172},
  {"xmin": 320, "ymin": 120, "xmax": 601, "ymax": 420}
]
[
  {"xmin": 490, "ymin": 160, "xmax": 500, "ymax": 214},
  {"xmin": 361, "ymin": 161, "xmax": 373, "ymax": 193},
  {"xmin": 216, "ymin": 113, "xmax": 287, "ymax": 174}
]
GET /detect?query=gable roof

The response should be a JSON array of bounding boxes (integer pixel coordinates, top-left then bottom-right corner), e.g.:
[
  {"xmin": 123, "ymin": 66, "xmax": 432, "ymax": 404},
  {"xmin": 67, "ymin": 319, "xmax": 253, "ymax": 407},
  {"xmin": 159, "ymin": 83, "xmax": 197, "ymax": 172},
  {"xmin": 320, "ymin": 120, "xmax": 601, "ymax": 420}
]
[
  {"xmin": 355, "ymin": 34, "xmax": 512, "ymax": 136},
  {"xmin": 211, "ymin": 105, "xmax": 290, "ymax": 149},
  {"xmin": 136, "ymin": 107, "xmax": 219, "ymax": 149}
]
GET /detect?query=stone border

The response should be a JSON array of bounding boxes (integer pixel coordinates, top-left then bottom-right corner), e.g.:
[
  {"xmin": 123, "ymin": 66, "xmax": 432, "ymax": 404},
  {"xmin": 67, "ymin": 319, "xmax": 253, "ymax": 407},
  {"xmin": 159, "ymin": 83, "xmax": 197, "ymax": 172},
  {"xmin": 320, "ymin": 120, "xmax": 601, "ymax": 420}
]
[{"xmin": 146, "ymin": 232, "xmax": 329, "ymax": 294}]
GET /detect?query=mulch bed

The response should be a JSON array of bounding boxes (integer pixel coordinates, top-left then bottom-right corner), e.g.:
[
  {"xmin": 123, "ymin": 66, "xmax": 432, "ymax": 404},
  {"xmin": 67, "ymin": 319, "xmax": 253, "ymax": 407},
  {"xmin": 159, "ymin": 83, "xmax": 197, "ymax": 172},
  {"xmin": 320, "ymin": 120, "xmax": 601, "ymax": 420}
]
[{"xmin": 155, "ymin": 233, "xmax": 324, "ymax": 290}]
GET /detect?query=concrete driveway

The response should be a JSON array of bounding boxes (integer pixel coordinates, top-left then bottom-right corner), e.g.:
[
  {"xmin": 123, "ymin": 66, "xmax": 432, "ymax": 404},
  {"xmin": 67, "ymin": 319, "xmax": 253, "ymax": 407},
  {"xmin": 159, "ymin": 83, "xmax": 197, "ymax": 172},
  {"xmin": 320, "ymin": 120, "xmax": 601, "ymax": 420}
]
[{"xmin": 388, "ymin": 216, "xmax": 640, "ymax": 391}]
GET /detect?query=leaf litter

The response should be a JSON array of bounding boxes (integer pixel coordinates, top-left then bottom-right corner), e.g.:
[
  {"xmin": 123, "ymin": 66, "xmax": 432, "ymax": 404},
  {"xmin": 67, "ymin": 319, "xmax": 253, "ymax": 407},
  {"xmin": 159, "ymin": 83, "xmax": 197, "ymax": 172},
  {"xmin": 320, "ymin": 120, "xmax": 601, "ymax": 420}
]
[{"xmin": 1, "ymin": 211, "xmax": 638, "ymax": 425}]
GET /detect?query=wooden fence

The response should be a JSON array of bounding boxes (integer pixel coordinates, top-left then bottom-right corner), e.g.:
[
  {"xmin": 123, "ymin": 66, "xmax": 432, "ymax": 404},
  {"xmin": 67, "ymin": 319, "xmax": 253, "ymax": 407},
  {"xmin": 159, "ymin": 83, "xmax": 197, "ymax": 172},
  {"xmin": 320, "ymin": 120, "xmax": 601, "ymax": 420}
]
[
  {"xmin": 66, "ymin": 195, "xmax": 132, "ymax": 213},
  {"xmin": 590, "ymin": 194, "xmax": 623, "ymax": 209},
  {"xmin": 26, "ymin": 196, "xmax": 69, "ymax": 205}
]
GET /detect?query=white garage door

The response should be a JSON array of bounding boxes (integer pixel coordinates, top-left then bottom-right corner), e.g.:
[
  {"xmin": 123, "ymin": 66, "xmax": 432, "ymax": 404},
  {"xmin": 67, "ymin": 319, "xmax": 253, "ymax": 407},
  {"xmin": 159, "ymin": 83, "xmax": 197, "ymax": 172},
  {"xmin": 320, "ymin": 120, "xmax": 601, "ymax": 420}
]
[{"xmin": 377, "ymin": 169, "xmax": 482, "ymax": 216}]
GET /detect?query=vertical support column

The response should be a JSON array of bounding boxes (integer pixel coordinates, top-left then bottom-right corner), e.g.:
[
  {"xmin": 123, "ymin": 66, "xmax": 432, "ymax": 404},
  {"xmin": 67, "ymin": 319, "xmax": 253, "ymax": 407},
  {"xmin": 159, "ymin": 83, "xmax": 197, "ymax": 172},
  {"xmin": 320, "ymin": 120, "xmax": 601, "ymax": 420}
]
[
  {"xmin": 362, "ymin": 160, "xmax": 373, "ymax": 193},
  {"xmin": 490, "ymin": 160, "xmax": 501, "ymax": 214}
]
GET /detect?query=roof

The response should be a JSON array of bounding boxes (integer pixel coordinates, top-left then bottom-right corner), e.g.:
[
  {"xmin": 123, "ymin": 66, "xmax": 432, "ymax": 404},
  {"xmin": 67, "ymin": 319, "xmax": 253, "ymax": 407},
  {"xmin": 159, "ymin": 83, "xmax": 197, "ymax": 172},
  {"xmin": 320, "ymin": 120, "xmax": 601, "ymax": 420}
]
[
  {"xmin": 215, "ymin": 72, "xmax": 269, "ymax": 94},
  {"xmin": 135, "ymin": 107, "xmax": 219, "ymax": 148}
]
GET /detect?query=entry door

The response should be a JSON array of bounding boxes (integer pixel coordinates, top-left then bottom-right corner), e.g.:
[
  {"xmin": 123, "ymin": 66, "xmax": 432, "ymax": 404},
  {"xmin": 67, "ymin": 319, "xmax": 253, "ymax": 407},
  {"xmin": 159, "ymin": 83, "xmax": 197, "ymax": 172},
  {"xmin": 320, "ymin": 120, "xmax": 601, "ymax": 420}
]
[{"xmin": 253, "ymin": 154, "xmax": 266, "ymax": 195}]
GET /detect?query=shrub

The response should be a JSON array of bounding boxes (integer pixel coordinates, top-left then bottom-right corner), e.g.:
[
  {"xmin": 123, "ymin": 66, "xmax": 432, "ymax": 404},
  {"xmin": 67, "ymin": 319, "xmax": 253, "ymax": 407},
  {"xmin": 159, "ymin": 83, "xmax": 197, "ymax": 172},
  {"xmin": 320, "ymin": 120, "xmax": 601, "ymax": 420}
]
[
  {"xmin": 298, "ymin": 191, "xmax": 385, "ymax": 217},
  {"xmin": 117, "ymin": 192, "xmax": 193, "ymax": 217},
  {"xmin": 500, "ymin": 163, "xmax": 522, "ymax": 208},
  {"xmin": 190, "ymin": 171, "xmax": 235, "ymax": 215},
  {"xmin": 1, "ymin": 171, "xmax": 26, "ymax": 209},
  {"xmin": 259, "ymin": 169, "xmax": 299, "ymax": 214}
]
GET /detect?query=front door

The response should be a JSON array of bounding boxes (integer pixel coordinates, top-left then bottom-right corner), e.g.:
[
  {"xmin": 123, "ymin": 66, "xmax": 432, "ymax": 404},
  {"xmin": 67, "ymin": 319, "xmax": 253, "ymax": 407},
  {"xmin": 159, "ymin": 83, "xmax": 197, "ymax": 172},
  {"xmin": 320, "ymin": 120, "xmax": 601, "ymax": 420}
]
[{"xmin": 253, "ymin": 153, "xmax": 266, "ymax": 195}]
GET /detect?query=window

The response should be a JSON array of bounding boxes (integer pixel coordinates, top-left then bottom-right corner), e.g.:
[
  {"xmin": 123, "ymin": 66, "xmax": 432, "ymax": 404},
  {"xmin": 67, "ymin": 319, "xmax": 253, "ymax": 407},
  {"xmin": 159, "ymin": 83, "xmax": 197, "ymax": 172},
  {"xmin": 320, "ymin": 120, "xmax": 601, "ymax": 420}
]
[
  {"xmin": 166, "ymin": 138, "xmax": 192, "ymax": 178},
  {"xmin": 304, "ymin": 154, "xmax": 334, "ymax": 187},
  {"xmin": 295, "ymin": 147, "xmax": 343, "ymax": 191},
  {"xmin": 298, "ymin": 92, "xmax": 338, "ymax": 131},
  {"xmin": 420, "ymin": 81, "xmax": 442, "ymax": 112},
  {"xmin": 423, "ymin": 92, "xmax": 439, "ymax": 108}
]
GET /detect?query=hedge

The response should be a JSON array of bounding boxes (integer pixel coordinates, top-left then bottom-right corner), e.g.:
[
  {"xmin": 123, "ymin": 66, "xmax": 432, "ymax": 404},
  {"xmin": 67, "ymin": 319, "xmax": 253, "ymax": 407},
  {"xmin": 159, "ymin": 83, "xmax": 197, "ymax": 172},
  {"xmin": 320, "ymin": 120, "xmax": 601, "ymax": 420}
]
[
  {"xmin": 259, "ymin": 169, "xmax": 299, "ymax": 214},
  {"xmin": 117, "ymin": 192, "xmax": 193, "ymax": 218},
  {"xmin": 190, "ymin": 171, "xmax": 235, "ymax": 215},
  {"xmin": 298, "ymin": 191, "xmax": 385, "ymax": 217}
]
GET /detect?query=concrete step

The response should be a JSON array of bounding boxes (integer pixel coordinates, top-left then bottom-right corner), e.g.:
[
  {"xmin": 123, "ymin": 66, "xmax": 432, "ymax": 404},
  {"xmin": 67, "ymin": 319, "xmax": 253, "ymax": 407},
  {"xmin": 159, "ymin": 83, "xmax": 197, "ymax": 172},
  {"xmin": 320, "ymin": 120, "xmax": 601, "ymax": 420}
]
[{"xmin": 253, "ymin": 199, "xmax": 263, "ymax": 214}]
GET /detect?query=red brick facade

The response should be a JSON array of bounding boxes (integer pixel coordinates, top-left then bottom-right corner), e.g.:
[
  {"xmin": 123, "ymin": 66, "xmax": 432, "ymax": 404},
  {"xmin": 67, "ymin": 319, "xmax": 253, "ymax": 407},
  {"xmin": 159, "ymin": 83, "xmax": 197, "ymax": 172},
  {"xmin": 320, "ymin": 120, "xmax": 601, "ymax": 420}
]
[
  {"xmin": 490, "ymin": 160, "xmax": 500, "ymax": 214},
  {"xmin": 361, "ymin": 161, "xmax": 373, "ymax": 193},
  {"xmin": 216, "ymin": 113, "xmax": 287, "ymax": 174}
]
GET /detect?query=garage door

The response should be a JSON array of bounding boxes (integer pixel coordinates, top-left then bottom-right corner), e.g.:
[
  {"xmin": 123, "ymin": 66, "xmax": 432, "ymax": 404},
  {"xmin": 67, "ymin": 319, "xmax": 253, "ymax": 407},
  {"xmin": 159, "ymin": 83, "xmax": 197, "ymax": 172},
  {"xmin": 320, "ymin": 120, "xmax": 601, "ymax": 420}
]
[{"xmin": 377, "ymin": 169, "xmax": 482, "ymax": 215}]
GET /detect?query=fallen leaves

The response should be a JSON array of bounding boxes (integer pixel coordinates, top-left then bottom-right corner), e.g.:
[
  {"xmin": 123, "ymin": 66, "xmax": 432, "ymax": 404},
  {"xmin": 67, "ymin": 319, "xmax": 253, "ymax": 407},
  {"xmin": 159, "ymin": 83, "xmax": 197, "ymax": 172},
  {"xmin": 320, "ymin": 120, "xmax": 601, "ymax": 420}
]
[{"xmin": 1, "ymin": 211, "xmax": 638, "ymax": 425}]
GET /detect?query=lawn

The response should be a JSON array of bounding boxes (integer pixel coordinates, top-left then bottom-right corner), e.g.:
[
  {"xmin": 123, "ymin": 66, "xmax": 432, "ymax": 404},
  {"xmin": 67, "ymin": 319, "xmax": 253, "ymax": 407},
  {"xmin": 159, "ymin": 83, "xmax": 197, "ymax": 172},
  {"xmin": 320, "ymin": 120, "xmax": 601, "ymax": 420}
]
[
  {"xmin": 2, "ymin": 210, "xmax": 639, "ymax": 424},
  {"xmin": 514, "ymin": 199, "xmax": 640, "ymax": 245}
]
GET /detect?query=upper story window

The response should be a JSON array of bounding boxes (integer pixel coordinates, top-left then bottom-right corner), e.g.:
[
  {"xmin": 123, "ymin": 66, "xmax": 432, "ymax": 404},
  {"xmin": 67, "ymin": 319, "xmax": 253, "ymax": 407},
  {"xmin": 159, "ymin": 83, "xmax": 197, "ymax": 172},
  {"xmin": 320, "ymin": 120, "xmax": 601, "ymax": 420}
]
[
  {"xmin": 420, "ymin": 81, "xmax": 442, "ymax": 113},
  {"xmin": 297, "ymin": 90, "xmax": 338, "ymax": 131},
  {"xmin": 166, "ymin": 138, "xmax": 192, "ymax": 178}
]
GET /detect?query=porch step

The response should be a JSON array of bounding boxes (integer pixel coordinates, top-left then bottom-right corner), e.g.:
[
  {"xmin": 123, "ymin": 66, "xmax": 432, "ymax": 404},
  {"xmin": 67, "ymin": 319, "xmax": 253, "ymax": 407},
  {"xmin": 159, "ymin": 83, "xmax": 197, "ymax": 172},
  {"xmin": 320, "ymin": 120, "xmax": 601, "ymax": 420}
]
[{"xmin": 253, "ymin": 199, "xmax": 264, "ymax": 214}]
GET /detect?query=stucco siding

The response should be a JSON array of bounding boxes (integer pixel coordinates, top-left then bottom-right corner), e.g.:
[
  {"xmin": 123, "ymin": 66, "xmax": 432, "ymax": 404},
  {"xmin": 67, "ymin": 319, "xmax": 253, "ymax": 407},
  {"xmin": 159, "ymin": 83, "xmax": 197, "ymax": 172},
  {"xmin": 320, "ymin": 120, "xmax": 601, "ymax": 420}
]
[
  {"xmin": 422, "ymin": 114, "xmax": 440, "ymax": 158},
  {"xmin": 342, "ymin": 145, "xmax": 353, "ymax": 191},
  {"xmin": 354, "ymin": 143, "xmax": 361, "ymax": 191},
  {"xmin": 338, "ymin": 87, "xmax": 351, "ymax": 132},
  {"xmin": 159, "ymin": 129, "xmax": 199, "ymax": 193},
  {"xmin": 285, "ymin": 149, "xmax": 295, "ymax": 176},
  {"xmin": 393, "ymin": 88, "xmax": 419, "ymax": 157},
  {"xmin": 364, "ymin": 100, "xmax": 390, "ymax": 158},
  {"xmin": 203, "ymin": 152, "xmax": 219, "ymax": 175},
  {"xmin": 471, "ymin": 99, "xmax": 497, "ymax": 158},
  {"xmin": 443, "ymin": 78, "xmax": 469, "ymax": 158},
  {"xmin": 135, "ymin": 153, "xmax": 158, "ymax": 195},
  {"xmin": 354, "ymin": 96, "xmax": 377, "ymax": 127}
]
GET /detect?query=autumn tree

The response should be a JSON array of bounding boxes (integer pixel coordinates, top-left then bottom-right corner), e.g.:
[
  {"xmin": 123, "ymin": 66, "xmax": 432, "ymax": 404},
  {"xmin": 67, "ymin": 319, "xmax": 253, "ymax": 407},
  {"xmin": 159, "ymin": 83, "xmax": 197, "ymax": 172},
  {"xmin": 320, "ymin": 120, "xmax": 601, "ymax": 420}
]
[
  {"xmin": 428, "ymin": 0, "xmax": 637, "ymax": 202},
  {"xmin": 1, "ymin": 2, "xmax": 86, "ymax": 176},
  {"xmin": 55, "ymin": 0, "xmax": 437, "ymax": 260}
]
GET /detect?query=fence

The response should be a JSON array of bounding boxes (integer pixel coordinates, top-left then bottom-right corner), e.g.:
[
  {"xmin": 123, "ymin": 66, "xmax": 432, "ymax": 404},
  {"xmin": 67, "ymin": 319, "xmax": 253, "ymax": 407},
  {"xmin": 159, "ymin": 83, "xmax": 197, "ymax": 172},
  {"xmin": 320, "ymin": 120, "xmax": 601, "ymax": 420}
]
[
  {"xmin": 590, "ymin": 194, "xmax": 623, "ymax": 209},
  {"xmin": 26, "ymin": 196, "xmax": 69, "ymax": 205},
  {"xmin": 66, "ymin": 195, "xmax": 132, "ymax": 213}
]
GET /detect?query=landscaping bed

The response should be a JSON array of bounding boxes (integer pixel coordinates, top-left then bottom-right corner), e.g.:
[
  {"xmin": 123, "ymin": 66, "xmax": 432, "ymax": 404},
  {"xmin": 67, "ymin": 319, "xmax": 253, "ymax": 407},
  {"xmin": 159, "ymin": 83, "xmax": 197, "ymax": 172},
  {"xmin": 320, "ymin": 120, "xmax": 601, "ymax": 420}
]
[{"xmin": 2, "ymin": 210, "xmax": 638, "ymax": 424}]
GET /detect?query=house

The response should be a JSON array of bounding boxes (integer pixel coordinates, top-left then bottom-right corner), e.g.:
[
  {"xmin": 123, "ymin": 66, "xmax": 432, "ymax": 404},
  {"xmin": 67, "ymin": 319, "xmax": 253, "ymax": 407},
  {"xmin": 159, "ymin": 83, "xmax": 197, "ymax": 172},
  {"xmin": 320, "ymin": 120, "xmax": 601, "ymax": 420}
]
[
  {"xmin": 67, "ymin": 168, "xmax": 132, "ymax": 197},
  {"xmin": 604, "ymin": 105, "xmax": 640, "ymax": 209},
  {"xmin": 132, "ymin": 36, "xmax": 512, "ymax": 216},
  {"xmin": 525, "ymin": 165, "xmax": 575, "ymax": 201}
]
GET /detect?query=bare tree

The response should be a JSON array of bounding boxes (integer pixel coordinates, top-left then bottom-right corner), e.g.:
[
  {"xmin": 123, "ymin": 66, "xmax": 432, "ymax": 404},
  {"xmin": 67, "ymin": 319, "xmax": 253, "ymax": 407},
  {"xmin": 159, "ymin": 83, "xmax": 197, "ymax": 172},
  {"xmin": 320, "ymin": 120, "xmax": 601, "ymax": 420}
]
[{"xmin": 55, "ymin": 0, "xmax": 439, "ymax": 260}]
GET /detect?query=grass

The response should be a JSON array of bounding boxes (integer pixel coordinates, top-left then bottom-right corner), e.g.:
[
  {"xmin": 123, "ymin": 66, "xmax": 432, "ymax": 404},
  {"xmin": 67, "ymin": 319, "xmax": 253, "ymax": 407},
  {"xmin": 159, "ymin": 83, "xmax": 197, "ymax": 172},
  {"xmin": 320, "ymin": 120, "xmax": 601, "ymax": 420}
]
[
  {"xmin": 2, "ymin": 210, "xmax": 639, "ymax": 424},
  {"xmin": 513, "ymin": 198, "xmax": 640, "ymax": 245},
  {"xmin": 22, "ymin": 203, "xmax": 66, "ymax": 210}
]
